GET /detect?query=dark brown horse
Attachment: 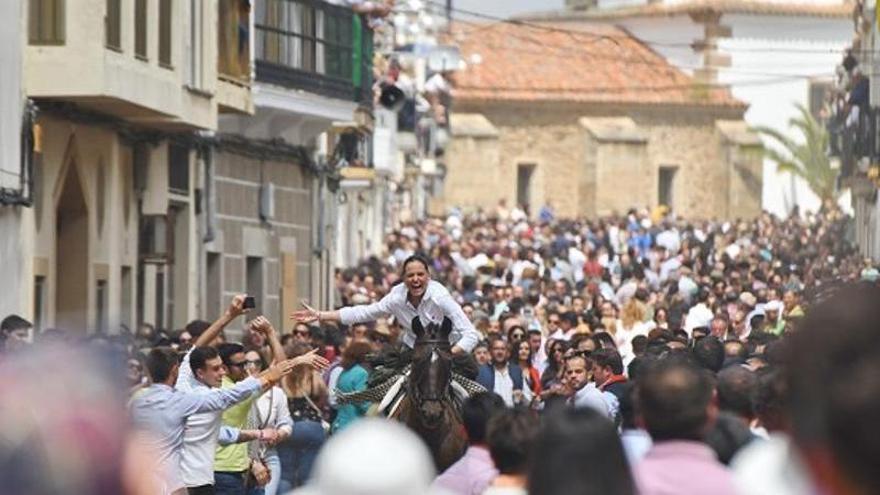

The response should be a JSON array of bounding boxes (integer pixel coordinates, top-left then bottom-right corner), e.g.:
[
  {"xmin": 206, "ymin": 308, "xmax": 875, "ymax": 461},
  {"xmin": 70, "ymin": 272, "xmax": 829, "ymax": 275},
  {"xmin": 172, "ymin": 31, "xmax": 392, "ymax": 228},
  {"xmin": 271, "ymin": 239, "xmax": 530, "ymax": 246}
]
[{"xmin": 392, "ymin": 316, "xmax": 468, "ymax": 472}]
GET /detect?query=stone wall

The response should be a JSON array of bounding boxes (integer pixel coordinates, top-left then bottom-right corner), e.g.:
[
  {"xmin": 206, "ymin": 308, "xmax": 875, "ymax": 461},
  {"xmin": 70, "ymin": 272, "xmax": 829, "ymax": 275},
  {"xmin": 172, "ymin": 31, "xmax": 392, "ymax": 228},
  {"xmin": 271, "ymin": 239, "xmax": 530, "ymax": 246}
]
[
  {"xmin": 210, "ymin": 152, "xmax": 314, "ymax": 330},
  {"xmin": 445, "ymin": 101, "xmax": 761, "ymax": 220}
]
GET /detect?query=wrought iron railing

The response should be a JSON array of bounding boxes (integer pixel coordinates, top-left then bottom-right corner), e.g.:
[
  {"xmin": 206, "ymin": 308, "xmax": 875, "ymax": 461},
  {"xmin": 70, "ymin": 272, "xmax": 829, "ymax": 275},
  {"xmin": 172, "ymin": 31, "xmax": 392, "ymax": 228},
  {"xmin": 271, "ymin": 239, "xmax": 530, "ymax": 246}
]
[{"xmin": 254, "ymin": 0, "xmax": 371, "ymax": 102}]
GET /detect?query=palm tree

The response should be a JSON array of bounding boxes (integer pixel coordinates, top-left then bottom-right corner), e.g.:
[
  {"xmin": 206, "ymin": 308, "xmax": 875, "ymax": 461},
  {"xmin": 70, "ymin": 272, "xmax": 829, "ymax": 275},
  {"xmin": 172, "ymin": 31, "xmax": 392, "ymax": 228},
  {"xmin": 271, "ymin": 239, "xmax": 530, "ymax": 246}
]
[{"xmin": 756, "ymin": 104, "xmax": 840, "ymax": 202}]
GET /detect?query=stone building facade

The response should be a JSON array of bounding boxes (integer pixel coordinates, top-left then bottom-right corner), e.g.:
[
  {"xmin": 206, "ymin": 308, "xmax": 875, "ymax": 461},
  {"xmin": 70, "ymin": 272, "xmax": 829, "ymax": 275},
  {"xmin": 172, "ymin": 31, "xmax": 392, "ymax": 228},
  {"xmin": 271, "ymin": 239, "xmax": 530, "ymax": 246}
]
[
  {"xmin": 441, "ymin": 23, "xmax": 762, "ymax": 220},
  {"xmin": 207, "ymin": 150, "xmax": 316, "ymax": 328}
]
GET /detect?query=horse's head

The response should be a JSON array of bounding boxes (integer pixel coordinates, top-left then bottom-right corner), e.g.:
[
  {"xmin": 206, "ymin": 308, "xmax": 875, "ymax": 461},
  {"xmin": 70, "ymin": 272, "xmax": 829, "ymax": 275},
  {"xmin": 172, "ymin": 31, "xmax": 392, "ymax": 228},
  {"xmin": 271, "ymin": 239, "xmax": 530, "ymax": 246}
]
[{"xmin": 409, "ymin": 316, "xmax": 454, "ymax": 426}]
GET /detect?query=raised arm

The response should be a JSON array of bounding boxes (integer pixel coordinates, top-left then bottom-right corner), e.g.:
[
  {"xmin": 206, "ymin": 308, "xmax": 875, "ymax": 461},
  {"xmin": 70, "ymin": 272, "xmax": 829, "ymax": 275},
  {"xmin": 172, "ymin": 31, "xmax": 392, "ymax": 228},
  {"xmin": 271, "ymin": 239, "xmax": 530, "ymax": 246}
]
[
  {"xmin": 184, "ymin": 359, "xmax": 299, "ymax": 415},
  {"xmin": 195, "ymin": 294, "xmax": 249, "ymax": 348},
  {"xmin": 250, "ymin": 316, "xmax": 286, "ymax": 366},
  {"xmin": 292, "ymin": 296, "xmax": 392, "ymax": 327}
]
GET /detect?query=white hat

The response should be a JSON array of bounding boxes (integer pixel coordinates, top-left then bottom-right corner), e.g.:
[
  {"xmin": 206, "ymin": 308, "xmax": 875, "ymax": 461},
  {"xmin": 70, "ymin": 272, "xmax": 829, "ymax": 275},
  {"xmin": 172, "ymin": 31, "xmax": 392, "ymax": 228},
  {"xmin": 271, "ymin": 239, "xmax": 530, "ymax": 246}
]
[{"xmin": 291, "ymin": 419, "xmax": 441, "ymax": 495}]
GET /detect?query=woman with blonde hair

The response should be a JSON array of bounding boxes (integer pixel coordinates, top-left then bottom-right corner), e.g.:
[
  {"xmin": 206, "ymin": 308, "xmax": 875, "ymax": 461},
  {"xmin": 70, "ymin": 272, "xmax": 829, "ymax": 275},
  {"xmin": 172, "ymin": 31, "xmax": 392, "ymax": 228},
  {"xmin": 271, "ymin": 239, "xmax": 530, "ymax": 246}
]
[
  {"xmin": 615, "ymin": 299, "xmax": 653, "ymax": 366},
  {"xmin": 277, "ymin": 343, "xmax": 329, "ymax": 491}
]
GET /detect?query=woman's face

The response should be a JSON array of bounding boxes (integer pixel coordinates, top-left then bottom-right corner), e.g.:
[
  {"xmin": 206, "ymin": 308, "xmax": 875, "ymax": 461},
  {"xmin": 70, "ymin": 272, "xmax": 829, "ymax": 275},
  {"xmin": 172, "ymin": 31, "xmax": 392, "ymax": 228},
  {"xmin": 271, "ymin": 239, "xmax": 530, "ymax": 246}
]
[
  {"xmin": 655, "ymin": 309, "xmax": 668, "ymax": 323},
  {"xmin": 517, "ymin": 341, "xmax": 531, "ymax": 362},
  {"xmin": 244, "ymin": 350, "xmax": 263, "ymax": 378},
  {"xmin": 127, "ymin": 359, "xmax": 143, "ymax": 385},
  {"xmin": 552, "ymin": 344, "xmax": 567, "ymax": 365},
  {"xmin": 509, "ymin": 328, "xmax": 526, "ymax": 344},
  {"xmin": 403, "ymin": 260, "xmax": 430, "ymax": 299},
  {"xmin": 473, "ymin": 346, "xmax": 491, "ymax": 365}
]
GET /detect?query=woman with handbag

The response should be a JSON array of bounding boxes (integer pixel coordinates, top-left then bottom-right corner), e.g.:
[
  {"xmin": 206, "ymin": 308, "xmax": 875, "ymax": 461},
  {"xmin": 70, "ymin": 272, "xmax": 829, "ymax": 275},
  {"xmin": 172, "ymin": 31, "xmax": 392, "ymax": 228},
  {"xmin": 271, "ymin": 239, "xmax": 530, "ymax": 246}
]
[
  {"xmin": 243, "ymin": 350, "xmax": 293, "ymax": 495},
  {"xmin": 278, "ymin": 343, "xmax": 329, "ymax": 491}
]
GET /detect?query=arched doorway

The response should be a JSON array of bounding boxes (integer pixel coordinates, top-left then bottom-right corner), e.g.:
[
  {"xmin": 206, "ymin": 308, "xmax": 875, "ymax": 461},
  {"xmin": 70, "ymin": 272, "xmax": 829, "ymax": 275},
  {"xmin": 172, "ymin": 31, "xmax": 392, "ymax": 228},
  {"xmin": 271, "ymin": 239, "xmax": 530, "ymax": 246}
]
[{"xmin": 55, "ymin": 163, "xmax": 89, "ymax": 333}]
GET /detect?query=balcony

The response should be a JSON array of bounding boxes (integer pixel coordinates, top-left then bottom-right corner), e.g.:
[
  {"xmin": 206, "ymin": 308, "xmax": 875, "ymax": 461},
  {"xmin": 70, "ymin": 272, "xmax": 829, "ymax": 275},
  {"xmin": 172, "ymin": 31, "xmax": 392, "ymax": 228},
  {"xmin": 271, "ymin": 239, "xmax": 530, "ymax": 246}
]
[{"xmin": 254, "ymin": 0, "xmax": 372, "ymax": 103}]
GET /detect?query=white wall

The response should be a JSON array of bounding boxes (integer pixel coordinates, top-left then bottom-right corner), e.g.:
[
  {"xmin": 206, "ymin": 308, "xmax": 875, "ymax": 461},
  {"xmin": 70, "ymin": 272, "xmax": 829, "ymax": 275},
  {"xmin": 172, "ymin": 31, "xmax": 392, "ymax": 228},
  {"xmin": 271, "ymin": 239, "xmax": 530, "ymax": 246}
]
[
  {"xmin": 0, "ymin": 0, "xmax": 22, "ymax": 189},
  {"xmin": 0, "ymin": 0, "xmax": 25, "ymax": 320},
  {"xmin": 720, "ymin": 14, "xmax": 851, "ymax": 216},
  {"xmin": 618, "ymin": 13, "xmax": 852, "ymax": 217},
  {"xmin": 617, "ymin": 16, "xmax": 704, "ymax": 74}
]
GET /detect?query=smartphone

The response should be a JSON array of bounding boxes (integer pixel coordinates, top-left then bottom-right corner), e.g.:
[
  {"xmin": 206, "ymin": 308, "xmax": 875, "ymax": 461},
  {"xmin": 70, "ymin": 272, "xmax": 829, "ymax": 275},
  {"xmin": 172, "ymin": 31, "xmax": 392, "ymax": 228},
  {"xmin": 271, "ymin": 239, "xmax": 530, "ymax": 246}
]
[{"xmin": 243, "ymin": 296, "xmax": 256, "ymax": 309}]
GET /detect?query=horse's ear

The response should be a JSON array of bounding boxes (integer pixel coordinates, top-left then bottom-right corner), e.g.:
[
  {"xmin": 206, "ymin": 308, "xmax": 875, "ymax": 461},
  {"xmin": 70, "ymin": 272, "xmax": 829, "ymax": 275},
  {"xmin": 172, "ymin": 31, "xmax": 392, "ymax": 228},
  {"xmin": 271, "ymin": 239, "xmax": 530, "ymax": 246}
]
[
  {"xmin": 440, "ymin": 317, "xmax": 453, "ymax": 338},
  {"xmin": 412, "ymin": 316, "xmax": 424, "ymax": 337}
]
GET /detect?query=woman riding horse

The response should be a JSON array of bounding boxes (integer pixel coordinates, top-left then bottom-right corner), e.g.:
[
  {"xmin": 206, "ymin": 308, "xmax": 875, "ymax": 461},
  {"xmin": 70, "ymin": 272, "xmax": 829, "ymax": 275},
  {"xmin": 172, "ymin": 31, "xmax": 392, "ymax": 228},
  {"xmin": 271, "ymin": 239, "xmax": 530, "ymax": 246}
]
[{"xmin": 291, "ymin": 254, "xmax": 481, "ymax": 381}]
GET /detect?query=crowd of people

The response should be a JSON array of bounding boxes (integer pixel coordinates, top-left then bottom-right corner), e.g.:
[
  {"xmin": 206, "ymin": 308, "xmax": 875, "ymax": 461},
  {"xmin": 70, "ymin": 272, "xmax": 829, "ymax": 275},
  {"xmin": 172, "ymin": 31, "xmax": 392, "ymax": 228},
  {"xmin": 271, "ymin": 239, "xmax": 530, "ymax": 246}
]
[{"xmin": 2, "ymin": 201, "xmax": 880, "ymax": 495}]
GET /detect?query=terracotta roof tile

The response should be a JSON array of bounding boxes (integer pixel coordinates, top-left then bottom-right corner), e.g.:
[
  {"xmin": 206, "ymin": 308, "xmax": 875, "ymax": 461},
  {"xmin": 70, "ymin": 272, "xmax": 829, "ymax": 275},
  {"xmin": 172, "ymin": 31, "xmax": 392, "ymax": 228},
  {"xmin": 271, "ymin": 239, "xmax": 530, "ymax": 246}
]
[{"xmin": 452, "ymin": 23, "xmax": 745, "ymax": 108}]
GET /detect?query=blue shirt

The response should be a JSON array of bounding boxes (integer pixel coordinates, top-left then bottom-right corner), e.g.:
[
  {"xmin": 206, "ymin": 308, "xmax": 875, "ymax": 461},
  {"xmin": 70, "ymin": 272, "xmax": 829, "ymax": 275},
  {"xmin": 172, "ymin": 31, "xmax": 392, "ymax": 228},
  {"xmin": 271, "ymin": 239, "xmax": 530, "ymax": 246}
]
[
  {"xmin": 129, "ymin": 378, "xmax": 261, "ymax": 493},
  {"xmin": 332, "ymin": 364, "xmax": 370, "ymax": 432}
]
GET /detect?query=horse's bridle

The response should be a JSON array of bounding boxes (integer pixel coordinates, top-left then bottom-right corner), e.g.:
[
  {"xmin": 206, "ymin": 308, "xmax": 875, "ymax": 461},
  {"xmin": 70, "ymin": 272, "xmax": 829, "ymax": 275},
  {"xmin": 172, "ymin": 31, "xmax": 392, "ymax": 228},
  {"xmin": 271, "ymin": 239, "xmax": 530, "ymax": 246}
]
[{"xmin": 410, "ymin": 342, "xmax": 453, "ymax": 403}]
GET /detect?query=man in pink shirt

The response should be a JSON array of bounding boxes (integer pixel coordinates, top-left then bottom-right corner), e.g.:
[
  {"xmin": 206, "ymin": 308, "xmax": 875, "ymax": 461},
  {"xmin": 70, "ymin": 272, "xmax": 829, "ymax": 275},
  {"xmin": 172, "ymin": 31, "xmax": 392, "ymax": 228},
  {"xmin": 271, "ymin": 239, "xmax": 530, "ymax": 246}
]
[
  {"xmin": 433, "ymin": 392, "xmax": 505, "ymax": 495},
  {"xmin": 634, "ymin": 360, "xmax": 737, "ymax": 495}
]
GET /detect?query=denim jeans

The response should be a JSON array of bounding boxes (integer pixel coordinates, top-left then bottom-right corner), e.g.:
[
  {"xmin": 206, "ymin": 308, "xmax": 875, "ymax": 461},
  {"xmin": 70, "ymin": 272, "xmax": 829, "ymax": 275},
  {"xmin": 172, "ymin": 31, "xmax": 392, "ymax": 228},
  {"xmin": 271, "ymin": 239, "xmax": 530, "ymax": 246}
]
[
  {"xmin": 213, "ymin": 471, "xmax": 245, "ymax": 495},
  {"xmin": 278, "ymin": 421, "xmax": 326, "ymax": 489},
  {"xmin": 247, "ymin": 450, "xmax": 280, "ymax": 495}
]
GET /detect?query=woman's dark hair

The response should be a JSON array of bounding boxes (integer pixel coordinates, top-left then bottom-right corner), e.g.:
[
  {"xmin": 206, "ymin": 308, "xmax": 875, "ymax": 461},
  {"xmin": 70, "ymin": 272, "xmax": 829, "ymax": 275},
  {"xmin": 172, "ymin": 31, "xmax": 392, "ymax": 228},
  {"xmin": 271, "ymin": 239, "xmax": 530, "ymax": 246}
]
[
  {"xmin": 592, "ymin": 331, "xmax": 617, "ymax": 350},
  {"xmin": 529, "ymin": 407, "xmax": 635, "ymax": 495},
  {"xmin": 507, "ymin": 325, "xmax": 527, "ymax": 343},
  {"xmin": 341, "ymin": 340, "xmax": 373, "ymax": 370},
  {"xmin": 401, "ymin": 254, "xmax": 431, "ymax": 275},
  {"xmin": 513, "ymin": 339, "xmax": 532, "ymax": 364}
]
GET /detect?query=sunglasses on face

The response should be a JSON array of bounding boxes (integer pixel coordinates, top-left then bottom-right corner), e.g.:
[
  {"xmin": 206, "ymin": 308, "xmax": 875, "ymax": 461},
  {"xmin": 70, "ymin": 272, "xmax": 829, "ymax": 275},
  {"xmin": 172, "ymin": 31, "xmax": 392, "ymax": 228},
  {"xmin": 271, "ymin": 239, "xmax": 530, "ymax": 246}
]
[
  {"xmin": 244, "ymin": 359, "xmax": 262, "ymax": 368},
  {"xmin": 228, "ymin": 360, "xmax": 247, "ymax": 368},
  {"xmin": 293, "ymin": 330, "xmax": 310, "ymax": 337}
]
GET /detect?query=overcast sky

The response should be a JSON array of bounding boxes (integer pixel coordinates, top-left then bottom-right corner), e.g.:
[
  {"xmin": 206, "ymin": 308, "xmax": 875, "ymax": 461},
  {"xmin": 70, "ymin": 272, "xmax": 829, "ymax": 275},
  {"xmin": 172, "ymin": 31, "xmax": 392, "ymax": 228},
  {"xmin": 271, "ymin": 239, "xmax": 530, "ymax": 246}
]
[{"xmin": 451, "ymin": 0, "xmax": 565, "ymax": 19}]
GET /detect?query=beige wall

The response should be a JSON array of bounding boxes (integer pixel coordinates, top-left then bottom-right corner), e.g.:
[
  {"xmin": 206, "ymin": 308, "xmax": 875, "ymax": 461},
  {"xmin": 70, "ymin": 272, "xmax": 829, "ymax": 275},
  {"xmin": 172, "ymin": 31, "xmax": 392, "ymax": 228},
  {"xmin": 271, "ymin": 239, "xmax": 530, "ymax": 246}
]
[
  {"xmin": 25, "ymin": 0, "xmax": 250, "ymax": 129},
  {"xmin": 445, "ymin": 101, "xmax": 761, "ymax": 220},
  {"xmin": 28, "ymin": 115, "xmax": 140, "ymax": 333},
  {"xmin": 444, "ymin": 135, "xmax": 502, "ymax": 212}
]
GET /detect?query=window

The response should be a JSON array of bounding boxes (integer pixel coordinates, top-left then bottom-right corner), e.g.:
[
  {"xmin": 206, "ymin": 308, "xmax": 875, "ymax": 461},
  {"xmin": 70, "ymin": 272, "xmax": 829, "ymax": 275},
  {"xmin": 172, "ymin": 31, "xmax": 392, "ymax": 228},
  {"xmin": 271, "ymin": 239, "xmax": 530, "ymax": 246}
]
[
  {"xmin": 168, "ymin": 144, "xmax": 190, "ymax": 195},
  {"xmin": 255, "ymin": 0, "xmax": 353, "ymax": 78},
  {"xmin": 96, "ymin": 280, "xmax": 108, "ymax": 334},
  {"xmin": 206, "ymin": 253, "xmax": 222, "ymax": 320},
  {"xmin": 105, "ymin": 0, "xmax": 121, "ymax": 50},
  {"xmin": 219, "ymin": 0, "xmax": 252, "ymax": 80},
  {"xmin": 135, "ymin": 0, "xmax": 148, "ymax": 60},
  {"xmin": 159, "ymin": 0, "xmax": 172, "ymax": 67},
  {"xmin": 33, "ymin": 276, "xmax": 46, "ymax": 333},
  {"xmin": 659, "ymin": 166, "xmax": 677, "ymax": 208},
  {"xmin": 121, "ymin": 266, "xmax": 132, "ymax": 331},
  {"xmin": 246, "ymin": 256, "xmax": 264, "ymax": 315},
  {"xmin": 516, "ymin": 164, "xmax": 535, "ymax": 212},
  {"xmin": 809, "ymin": 80, "xmax": 832, "ymax": 121},
  {"xmin": 29, "ymin": 0, "xmax": 65, "ymax": 45},
  {"xmin": 155, "ymin": 268, "xmax": 166, "ymax": 330}
]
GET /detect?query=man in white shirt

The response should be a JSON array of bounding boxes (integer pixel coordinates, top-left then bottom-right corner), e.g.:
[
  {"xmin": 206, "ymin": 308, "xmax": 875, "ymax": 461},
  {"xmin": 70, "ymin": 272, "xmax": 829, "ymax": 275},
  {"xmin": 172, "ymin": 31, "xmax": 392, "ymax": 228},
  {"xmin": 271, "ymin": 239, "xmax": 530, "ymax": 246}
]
[
  {"xmin": 684, "ymin": 288, "xmax": 714, "ymax": 336},
  {"xmin": 565, "ymin": 355, "xmax": 611, "ymax": 418},
  {"xmin": 177, "ymin": 299, "xmax": 327, "ymax": 495}
]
